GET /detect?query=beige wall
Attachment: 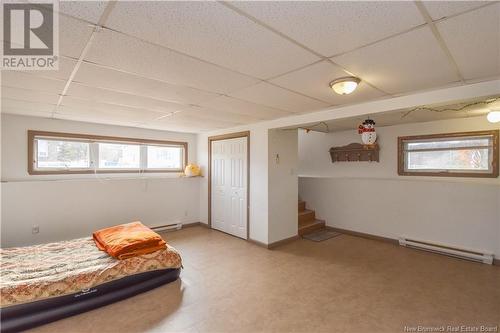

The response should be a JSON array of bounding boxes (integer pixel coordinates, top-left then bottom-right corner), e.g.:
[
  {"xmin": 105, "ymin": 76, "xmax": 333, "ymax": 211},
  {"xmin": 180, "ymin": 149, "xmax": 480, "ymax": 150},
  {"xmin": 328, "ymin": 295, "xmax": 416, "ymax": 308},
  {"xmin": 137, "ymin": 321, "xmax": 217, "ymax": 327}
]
[
  {"xmin": 1, "ymin": 114, "xmax": 201, "ymax": 247},
  {"xmin": 298, "ymin": 116, "xmax": 500, "ymax": 258}
]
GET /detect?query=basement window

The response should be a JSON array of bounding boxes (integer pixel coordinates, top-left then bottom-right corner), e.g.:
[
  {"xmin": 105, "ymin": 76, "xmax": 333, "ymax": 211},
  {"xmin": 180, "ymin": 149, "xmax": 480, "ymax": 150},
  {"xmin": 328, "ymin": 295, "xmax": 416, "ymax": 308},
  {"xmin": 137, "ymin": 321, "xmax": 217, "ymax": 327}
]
[
  {"xmin": 29, "ymin": 130, "xmax": 187, "ymax": 175},
  {"xmin": 98, "ymin": 142, "xmax": 141, "ymax": 169},
  {"xmin": 398, "ymin": 130, "xmax": 499, "ymax": 178}
]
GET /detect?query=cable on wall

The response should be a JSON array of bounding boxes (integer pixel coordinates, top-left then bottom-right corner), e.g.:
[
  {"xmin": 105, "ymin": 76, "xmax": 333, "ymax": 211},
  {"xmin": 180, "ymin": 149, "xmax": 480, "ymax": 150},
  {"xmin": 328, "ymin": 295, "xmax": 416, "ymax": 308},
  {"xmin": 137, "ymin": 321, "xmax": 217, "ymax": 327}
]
[
  {"xmin": 282, "ymin": 121, "xmax": 331, "ymax": 133},
  {"xmin": 401, "ymin": 97, "xmax": 500, "ymax": 119}
]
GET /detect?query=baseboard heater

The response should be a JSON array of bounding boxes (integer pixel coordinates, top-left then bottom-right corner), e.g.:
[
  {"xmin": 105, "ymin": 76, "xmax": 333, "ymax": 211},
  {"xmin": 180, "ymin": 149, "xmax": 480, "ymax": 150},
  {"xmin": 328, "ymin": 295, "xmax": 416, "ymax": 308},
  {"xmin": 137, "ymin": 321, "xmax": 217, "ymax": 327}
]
[
  {"xmin": 398, "ymin": 237, "xmax": 493, "ymax": 265},
  {"xmin": 151, "ymin": 223, "xmax": 182, "ymax": 232}
]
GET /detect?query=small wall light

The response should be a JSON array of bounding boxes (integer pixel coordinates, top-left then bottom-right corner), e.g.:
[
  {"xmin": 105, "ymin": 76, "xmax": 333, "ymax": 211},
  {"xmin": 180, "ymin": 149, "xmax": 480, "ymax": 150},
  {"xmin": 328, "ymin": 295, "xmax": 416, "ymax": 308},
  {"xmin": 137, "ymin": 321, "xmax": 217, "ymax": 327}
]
[
  {"xmin": 487, "ymin": 111, "xmax": 500, "ymax": 123},
  {"xmin": 329, "ymin": 76, "xmax": 361, "ymax": 95}
]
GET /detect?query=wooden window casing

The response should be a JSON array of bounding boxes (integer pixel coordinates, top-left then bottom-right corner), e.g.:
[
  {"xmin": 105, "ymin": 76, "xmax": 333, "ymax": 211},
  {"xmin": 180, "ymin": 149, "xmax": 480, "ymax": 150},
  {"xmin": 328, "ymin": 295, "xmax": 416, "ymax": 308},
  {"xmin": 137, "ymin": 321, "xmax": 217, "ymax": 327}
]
[
  {"xmin": 28, "ymin": 130, "xmax": 188, "ymax": 175},
  {"xmin": 398, "ymin": 130, "xmax": 499, "ymax": 178}
]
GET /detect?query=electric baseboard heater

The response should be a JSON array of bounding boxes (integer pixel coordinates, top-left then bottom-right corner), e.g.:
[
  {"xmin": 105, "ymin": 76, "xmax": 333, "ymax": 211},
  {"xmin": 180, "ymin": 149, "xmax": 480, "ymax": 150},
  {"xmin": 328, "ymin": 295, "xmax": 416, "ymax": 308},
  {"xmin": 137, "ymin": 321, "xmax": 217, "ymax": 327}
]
[
  {"xmin": 151, "ymin": 223, "xmax": 182, "ymax": 232},
  {"xmin": 399, "ymin": 237, "xmax": 493, "ymax": 265}
]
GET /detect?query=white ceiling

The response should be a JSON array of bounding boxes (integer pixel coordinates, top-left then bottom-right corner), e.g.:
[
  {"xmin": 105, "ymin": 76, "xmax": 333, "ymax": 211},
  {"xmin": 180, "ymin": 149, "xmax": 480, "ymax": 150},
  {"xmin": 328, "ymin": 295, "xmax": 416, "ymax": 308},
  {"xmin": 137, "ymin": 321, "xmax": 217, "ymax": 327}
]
[{"xmin": 1, "ymin": 1, "xmax": 499, "ymax": 133}]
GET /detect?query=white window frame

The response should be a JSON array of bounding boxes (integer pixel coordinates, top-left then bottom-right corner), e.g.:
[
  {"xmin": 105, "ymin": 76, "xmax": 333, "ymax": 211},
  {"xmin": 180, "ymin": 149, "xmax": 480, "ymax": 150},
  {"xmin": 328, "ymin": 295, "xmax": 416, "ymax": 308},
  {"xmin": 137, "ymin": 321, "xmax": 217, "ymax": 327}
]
[
  {"xmin": 28, "ymin": 130, "xmax": 187, "ymax": 175},
  {"xmin": 398, "ymin": 130, "xmax": 499, "ymax": 178}
]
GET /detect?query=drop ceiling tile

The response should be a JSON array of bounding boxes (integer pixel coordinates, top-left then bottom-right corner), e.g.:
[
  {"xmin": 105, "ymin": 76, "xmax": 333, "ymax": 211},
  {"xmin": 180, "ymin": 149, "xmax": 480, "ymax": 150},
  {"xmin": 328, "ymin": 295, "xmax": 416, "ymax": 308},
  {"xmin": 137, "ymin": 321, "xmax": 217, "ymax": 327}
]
[
  {"xmin": 437, "ymin": 4, "xmax": 500, "ymax": 80},
  {"xmin": 200, "ymin": 96, "xmax": 292, "ymax": 120},
  {"xmin": 0, "ymin": 45, "xmax": 75, "ymax": 81},
  {"xmin": 59, "ymin": 1, "xmax": 107, "ymax": 23},
  {"xmin": 423, "ymin": 1, "xmax": 492, "ymax": 20},
  {"xmin": 332, "ymin": 27, "xmax": 459, "ymax": 95},
  {"xmin": 181, "ymin": 105, "xmax": 260, "ymax": 125},
  {"xmin": 270, "ymin": 60, "xmax": 386, "ymax": 105},
  {"xmin": 2, "ymin": 86, "xmax": 59, "ymax": 105},
  {"xmin": 0, "ymin": 99, "xmax": 54, "ymax": 117},
  {"xmin": 59, "ymin": 14, "xmax": 94, "ymax": 58},
  {"xmin": 66, "ymin": 84, "xmax": 187, "ymax": 114},
  {"xmin": 58, "ymin": 97, "xmax": 167, "ymax": 123},
  {"xmin": 73, "ymin": 63, "xmax": 220, "ymax": 105},
  {"xmin": 230, "ymin": 1, "xmax": 424, "ymax": 57},
  {"xmin": 137, "ymin": 121, "xmax": 205, "ymax": 134},
  {"xmin": 105, "ymin": 1, "xmax": 319, "ymax": 79},
  {"xmin": 54, "ymin": 112, "xmax": 142, "ymax": 129},
  {"xmin": 85, "ymin": 29, "xmax": 259, "ymax": 94},
  {"xmin": 6, "ymin": 2, "xmax": 94, "ymax": 58},
  {"xmin": 1, "ymin": 71, "xmax": 65, "ymax": 94},
  {"xmin": 154, "ymin": 112, "xmax": 241, "ymax": 131},
  {"xmin": 230, "ymin": 82, "xmax": 329, "ymax": 113}
]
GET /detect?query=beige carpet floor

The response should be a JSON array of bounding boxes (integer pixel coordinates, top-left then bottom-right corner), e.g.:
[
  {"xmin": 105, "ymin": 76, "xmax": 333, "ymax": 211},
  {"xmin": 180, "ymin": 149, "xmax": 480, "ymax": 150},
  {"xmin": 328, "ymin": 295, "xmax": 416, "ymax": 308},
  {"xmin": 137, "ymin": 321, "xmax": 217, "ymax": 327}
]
[{"xmin": 28, "ymin": 226, "xmax": 500, "ymax": 333}]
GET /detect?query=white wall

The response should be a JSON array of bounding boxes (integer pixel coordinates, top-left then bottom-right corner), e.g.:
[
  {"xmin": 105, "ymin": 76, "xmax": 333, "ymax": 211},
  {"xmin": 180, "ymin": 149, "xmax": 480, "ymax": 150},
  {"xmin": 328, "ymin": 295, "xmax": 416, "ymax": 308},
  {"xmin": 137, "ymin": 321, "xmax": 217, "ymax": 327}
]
[
  {"xmin": 197, "ymin": 126, "xmax": 299, "ymax": 245},
  {"xmin": 298, "ymin": 117, "xmax": 500, "ymax": 258},
  {"xmin": 268, "ymin": 129, "xmax": 298, "ymax": 243},
  {"xmin": 196, "ymin": 81, "xmax": 500, "ymax": 246},
  {"xmin": 1, "ymin": 114, "xmax": 201, "ymax": 247},
  {"xmin": 197, "ymin": 125, "xmax": 269, "ymax": 244}
]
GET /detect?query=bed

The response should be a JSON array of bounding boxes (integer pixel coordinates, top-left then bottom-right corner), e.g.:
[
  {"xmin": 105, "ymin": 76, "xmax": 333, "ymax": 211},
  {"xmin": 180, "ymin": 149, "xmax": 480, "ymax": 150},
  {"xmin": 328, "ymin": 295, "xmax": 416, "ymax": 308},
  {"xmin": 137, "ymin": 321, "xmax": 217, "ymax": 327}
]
[{"xmin": 0, "ymin": 237, "xmax": 182, "ymax": 333}]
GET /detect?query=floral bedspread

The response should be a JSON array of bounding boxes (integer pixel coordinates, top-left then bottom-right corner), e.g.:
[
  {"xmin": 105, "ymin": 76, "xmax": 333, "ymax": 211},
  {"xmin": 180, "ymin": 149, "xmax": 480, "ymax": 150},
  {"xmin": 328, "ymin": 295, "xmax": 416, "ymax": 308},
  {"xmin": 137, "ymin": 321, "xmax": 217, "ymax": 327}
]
[{"xmin": 0, "ymin": 237, "xmax": 182, "ymax": 307}]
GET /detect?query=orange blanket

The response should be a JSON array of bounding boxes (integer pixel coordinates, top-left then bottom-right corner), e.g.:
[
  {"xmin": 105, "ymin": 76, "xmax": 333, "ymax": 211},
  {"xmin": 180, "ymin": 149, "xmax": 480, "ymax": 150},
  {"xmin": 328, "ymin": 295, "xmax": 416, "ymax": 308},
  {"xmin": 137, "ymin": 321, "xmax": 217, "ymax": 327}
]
[{"xmin": 93, "ymin": 222, "xmax": 166, "ymax": 260}]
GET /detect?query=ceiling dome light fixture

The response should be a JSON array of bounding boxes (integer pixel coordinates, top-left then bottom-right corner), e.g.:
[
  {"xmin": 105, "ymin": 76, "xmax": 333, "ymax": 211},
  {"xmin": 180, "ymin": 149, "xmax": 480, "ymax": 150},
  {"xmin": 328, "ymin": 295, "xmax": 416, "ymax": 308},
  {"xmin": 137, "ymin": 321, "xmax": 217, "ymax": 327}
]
[
  {"xmin": 329, "ymin": 76, "xmax": 361, "ymax": 95},
  {"xmin": 487, "ymin": 111, "xmax": 500, "ymax": 123}
]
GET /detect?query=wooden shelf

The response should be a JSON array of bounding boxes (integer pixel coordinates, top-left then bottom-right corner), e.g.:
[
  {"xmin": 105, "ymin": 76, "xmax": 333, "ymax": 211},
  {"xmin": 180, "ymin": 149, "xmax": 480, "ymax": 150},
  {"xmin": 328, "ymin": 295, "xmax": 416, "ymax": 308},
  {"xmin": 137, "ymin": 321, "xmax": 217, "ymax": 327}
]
[{"xmin": 329, "ymin": 143, "xmax": 379, "ymax": 163}]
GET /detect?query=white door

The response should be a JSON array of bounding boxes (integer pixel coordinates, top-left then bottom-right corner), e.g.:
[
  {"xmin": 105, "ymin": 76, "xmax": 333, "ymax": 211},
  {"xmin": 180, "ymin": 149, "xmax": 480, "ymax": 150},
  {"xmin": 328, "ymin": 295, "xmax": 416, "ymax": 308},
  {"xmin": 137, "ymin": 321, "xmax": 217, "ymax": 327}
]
[{"xmin": 211, "ymin": 137, "xmax": 248, "ymax": 239}]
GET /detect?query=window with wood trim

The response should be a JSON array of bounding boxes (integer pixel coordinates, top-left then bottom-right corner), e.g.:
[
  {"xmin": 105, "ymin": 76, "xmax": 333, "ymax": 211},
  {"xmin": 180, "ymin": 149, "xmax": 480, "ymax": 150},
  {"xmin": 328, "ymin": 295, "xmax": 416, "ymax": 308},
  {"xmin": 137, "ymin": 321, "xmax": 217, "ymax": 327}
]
[
  {"xmin": 28, "ymin": 130, "xmax": 187, "ymax": 175},
  {"xmin": 398, "ymin": 130, "xmax": 499, "ymax": 178}
]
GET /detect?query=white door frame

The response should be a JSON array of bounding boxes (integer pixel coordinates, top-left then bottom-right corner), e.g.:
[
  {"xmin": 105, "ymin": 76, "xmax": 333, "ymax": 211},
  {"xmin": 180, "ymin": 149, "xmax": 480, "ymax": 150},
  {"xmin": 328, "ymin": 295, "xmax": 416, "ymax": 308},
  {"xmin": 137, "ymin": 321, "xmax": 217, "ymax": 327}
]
[{"xmin": 208, "ymin": 131, "xmax": 250, "ymax": 240}]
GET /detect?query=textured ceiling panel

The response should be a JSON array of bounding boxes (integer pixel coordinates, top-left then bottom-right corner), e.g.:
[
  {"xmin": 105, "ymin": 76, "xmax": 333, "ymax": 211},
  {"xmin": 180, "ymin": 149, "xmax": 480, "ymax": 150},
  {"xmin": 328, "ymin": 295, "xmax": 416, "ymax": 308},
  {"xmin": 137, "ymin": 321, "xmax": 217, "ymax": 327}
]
[
  {"xmin": 0, "ymin": 1, "xmax": 496, "ymax": 133},
  {"xmin": 59, "ymin": 0, "xmax": 107, "ymax": 23},
  {"xmin": 2, "ymin": 86, "xmax": 59, "ymax": 105},
  {"xmin": 73, "ymin": 63, "xmax": 220, "ymax": 105},
  {"xmin": 200, "ymin": 96, "xmax": 292, "ymax": 120},
  {"xmin": 230, "ymin": 1, "xmax": 424, "ymax": 57},
  {"xmin": 66, "ymin": 84, "xmax": 187, "ymax": 114},
  {"xmin": 230, "ymin": 82, "xmax": 330, "ymax": 113},
  {"xmin": 422, "ymin": 1, "xmax": 492, "ymax": 20},
  {"xmin": 1, "ymin": 99, "xmax": 55, "ymax": 117},
  {"xmin": 270, "ymin": 60, "xmax": 386, "ymax": 104},
  {"xmin": 21, "ymin": 57, "xmax": 77, "ymax": 81},
  {"xmin": 180, "ymin": 105, "xmax": 261, "ymax": 125},
  {"xmin": 85, "ymin": 29, "xmax": 259, "ymax": 94},
  {"xmin": 437, "ymin": 4, "xmax": 500, "ymax": 80},
  {"xmin": 1, "ymin": 72, "xmax": 66, "ymax": 94},
  {"xmin": 59, "ymin": 15, "xmax": 94, "ymax": 58},
  {"xmin": 58, "ymin": 97, "xmax": 167, "ymax": 123},
  {"xmin": 105, "ymin": 1, "xmax": 319, "ymax": 78},
  {"xmin": 332, "ymin": 27, "xmax": 459, "ymax": 94}
]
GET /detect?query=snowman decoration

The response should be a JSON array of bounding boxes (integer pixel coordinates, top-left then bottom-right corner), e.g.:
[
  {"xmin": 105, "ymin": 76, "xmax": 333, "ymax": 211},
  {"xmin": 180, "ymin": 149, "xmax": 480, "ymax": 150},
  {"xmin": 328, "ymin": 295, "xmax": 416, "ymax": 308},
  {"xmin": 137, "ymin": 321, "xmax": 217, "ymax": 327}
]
[{"xmin": 358, "ymin": 119, "xmax": 377, "ymax": 145}]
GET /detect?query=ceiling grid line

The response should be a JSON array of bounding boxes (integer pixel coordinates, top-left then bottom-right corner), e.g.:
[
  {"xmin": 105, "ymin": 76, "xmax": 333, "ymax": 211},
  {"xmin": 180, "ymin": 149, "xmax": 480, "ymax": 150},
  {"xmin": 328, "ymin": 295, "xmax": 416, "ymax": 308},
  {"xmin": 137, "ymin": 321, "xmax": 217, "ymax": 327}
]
[
  {"xmin": 2, "ymin": 1, "xmax": 498, "ymax": 133},
  {"xmin": 52, "ymin": 1, "xmax": 117, "ymax": 118},
  {"xmin": 414, "ymin": 1, "xmax": 465, "ymax": 83},
  {"xmin": 326, "ymin": 1, "xmax": 498, "ymax": 60},
  {"xmin": 218, "ymin": 0, "xmax": 391, "ymax": 97}
]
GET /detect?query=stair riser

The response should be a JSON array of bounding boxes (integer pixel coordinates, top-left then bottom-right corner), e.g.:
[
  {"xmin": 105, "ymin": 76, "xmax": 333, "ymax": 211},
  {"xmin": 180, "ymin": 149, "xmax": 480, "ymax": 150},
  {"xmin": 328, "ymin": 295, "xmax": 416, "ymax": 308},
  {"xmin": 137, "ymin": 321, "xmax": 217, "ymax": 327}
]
[
  {"xmin": 298, "ymin": 211, "xmax": 315, "ymax": 224},
  {"xmin": 298, "ymin": 201, "xmax": 306, "ymax": 212},
  {"xmin": 299, "ymin": 221, "xmax": 325, "ymax": 236}
]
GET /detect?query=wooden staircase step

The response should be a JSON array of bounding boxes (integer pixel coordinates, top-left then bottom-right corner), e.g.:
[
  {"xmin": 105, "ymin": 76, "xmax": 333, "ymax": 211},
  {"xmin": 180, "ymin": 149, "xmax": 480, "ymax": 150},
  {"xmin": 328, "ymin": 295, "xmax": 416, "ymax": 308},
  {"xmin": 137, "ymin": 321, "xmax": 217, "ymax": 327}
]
[
  {"xmin": 299, "ymin": 219, "xmax": 326, "ymax": 236},
  {"xmin": 298, "ymin": 200, "xmax": 306, "ymax": 212},
  {"xmin": 298, "ymin": 209, "xmax": 315, "ymax": 224}
]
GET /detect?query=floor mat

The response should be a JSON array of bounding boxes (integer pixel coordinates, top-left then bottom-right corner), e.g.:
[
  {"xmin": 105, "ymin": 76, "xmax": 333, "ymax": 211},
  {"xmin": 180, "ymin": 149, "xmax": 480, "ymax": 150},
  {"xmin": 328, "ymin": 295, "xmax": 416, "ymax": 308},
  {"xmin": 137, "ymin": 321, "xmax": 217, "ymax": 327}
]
[{"xmin": 302, "ymin": 229, "xmax": 342, "ymax": 242}]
